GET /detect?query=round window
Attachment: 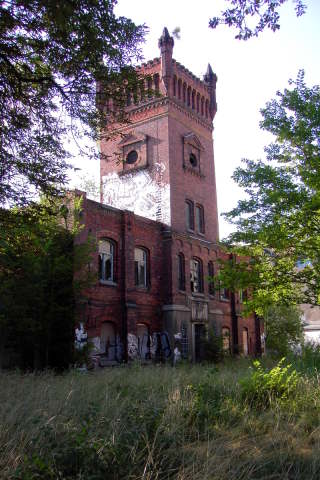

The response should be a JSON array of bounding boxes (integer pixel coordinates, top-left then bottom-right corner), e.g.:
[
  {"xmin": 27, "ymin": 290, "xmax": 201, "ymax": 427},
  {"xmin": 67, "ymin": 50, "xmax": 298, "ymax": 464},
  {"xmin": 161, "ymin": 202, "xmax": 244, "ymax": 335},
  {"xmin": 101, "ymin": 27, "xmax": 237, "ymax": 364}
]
[
  {"xmin": 189, "ymin": 153, "xmax": 197, "ymax": 167},
  {"xmin": 126, "ymin": 150, "xmax": 138, "ymax": 164}
]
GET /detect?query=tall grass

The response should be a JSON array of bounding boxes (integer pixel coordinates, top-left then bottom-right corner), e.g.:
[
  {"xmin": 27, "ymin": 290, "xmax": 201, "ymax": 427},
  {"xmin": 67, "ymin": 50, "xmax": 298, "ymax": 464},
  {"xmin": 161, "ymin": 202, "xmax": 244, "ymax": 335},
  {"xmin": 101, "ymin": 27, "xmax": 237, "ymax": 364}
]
[{"xmin": 1, "ymin": 359, "xmax": 320, "ymax": 479}]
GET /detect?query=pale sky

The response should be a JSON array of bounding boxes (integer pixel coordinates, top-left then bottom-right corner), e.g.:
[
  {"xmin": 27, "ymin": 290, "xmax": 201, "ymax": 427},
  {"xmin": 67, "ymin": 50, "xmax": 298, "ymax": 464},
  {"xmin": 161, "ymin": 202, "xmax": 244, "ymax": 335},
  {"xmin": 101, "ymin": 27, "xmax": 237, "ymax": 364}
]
[{"xmin": 71, "ymin": 0, "xmax": 320, "ymax": 239}]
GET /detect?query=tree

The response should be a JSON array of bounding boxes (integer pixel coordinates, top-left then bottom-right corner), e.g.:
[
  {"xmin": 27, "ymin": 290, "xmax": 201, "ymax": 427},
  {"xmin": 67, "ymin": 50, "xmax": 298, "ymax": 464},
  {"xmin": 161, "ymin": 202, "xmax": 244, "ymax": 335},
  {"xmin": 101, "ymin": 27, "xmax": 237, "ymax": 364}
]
[
  {"xmin": 263, "ymin": 305, "xmax": 303, "ymax": 356},
  {"xmin": 0, "ymin": 196, "xmax": 94, "ymax": 370},
  {"xmin": 0, "ymin": 0, "xmax": 146, "ymax": 207},
  {"xmin": 209, "ymin": 0, "xmax": 307, "ymax": 40},
  {"xmin": 219, "ymin": 71, "xmax": 320, "ymax": 314}
]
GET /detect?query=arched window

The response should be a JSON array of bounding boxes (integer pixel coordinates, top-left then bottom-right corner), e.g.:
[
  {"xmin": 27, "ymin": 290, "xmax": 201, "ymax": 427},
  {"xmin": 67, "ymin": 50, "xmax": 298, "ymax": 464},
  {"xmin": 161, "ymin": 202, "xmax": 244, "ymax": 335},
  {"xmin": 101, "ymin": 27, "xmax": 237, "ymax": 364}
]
[
  {"xmin": 192, "ymin": 90, "xmax": 196, "ymax": 109},
  {"xmin": 208, "ymin": 261, "xmax": 215, "ymax": 295},
  {"xmin": 220, "ymin": 284, "xmax": 230, "ymax": 301},
  {"xmin": 178, "ymin": 253, "xmax": 185, "ymax": 291},
  {"xmin": 178, "ymin": 79, "xmax": 182, "ymax": 99},
  {"xmin": 134, "ymin": 247, "xmax": 149, "ymax": 287},
  {"xmin": 183, "ymin": 83, "xmax": 187, "ymax": 103},
  {"xmin": 187, "ymin": 86, "xmax": 191, "ymax": 106},
  {"xmin": 190, "ymin": 258, "xmax": 203, "ymax": 293},
  {"xmin": 137, "ymin": 323, "xmax": 150, "ymax": 360},
  {"xmin": 154, "ymin": 74, "xmax": 160, "ymax": 93},
  {"xmin": 147, "ymin": 76, "xmax": 153, "ymax": 97},
  {"xmin": 242, "ymin": 328, "xmax": 249, "ymax": 356},
  {"xmin": 195, "ymin": 204, "xmax": 205, "ymax": 234},
  {"xmin": 185, "ymin": 199, "xmax": 194, "ymax": 231},
  {"xmin": 222, "ymin": 327, "xmax": 231, "ymax": 353},
  {"xmin": 196, "ymin": 93, "xmax": 200, "ymax": 113},
  {"xmin": 201, "ymin": 97, "xmax": 204, "ymax": 116},
  {"xmin": 99, "ymin": 239, "xmax": 116, "ymax": 282},
  {"xmin": 173, "ymin": 75, "xmax": 177, "ymax": 96}
]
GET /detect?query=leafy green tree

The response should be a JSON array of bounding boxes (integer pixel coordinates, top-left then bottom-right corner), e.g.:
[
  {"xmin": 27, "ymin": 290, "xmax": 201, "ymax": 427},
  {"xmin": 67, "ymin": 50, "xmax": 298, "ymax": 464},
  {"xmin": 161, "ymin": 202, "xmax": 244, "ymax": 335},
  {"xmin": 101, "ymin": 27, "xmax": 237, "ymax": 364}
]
[
  {"xmin": 209, "ymin": 0, "xmax": 307, "ymax": 40},
  {"xmin": 0, "ymin": 197, "xmax": 94, "ymax": 370},
  {"xmin": 263, "ymin": 305, "xmax": 303, "ymax": 356},
  {"xmin": 219, "ymin": 71, "xmax": 320, "ymax": 314},
  {"xmin": 0, "ymin": 0, "xmax": 145, "ymax": 206}
]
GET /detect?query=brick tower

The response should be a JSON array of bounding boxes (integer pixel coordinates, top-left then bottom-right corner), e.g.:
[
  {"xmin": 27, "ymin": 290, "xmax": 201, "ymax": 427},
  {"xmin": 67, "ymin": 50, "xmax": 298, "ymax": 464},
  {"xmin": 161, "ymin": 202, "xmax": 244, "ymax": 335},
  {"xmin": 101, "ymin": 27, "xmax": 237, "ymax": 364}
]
[
  {"xmin": 81, "ymin": 28, "xmax": 260, "ymax": 363},
  {"xmin": 100, "ymin": 27, "xmax": 219, "ymax": 242}
]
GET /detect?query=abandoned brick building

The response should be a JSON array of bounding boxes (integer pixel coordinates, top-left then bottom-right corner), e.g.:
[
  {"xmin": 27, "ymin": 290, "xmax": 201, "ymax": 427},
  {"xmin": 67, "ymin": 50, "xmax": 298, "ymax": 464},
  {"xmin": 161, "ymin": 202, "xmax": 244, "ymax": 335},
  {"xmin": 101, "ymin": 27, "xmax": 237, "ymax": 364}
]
[{"xmin": 77, "ymin": 28, "xmax": 262, "ymax": 364}]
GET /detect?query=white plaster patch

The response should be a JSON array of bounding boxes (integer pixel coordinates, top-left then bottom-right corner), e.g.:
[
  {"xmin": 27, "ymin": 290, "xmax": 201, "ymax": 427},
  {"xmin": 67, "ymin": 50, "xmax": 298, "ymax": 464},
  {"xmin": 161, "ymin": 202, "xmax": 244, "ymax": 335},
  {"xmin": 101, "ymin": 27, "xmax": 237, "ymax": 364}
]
[{"xmin": 102, "ymin": 162, "xmax": 171, "ymax": 225}]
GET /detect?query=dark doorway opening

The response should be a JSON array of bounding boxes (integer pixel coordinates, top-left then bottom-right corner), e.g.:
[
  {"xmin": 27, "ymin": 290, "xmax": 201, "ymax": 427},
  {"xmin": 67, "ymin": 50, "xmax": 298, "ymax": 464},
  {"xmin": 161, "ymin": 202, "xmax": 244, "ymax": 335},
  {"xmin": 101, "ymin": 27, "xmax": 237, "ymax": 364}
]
[{"xmin": 194, "ymin": 324, "xmax": 206, "ymax": 362}]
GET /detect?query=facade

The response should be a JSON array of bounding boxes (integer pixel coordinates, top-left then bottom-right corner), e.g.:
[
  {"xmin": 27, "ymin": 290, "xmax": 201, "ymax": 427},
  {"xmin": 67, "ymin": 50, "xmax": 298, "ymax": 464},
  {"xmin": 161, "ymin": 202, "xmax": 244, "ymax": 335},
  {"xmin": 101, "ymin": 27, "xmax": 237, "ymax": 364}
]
[{"xmin": 78, "ymin": 28, "xmax": 262, "ymax": 364}]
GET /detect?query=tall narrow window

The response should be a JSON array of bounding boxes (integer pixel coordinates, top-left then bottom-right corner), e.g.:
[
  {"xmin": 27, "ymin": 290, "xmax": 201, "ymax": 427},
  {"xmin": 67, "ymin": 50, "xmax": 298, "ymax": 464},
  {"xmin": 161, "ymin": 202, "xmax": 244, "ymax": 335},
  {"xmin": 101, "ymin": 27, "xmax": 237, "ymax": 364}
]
[
  {"xmin": 222, "ymin": 327, "xmax": 231, "ymax": 353},
  {"xmin": 208, "ymin": 261, "xmax": 215, "ymax": 295},
  {"xmin": 185, "ymin": 200, "xmax": 194, "ymax": 231},
  {"xmin": 220, "ymin": 284, "xmax": 230, "ymax": 301},
  {"xmin": 99, "ymin": 239, "xmax": 115, "ymax": 282},
  {"xmin": 178, "ymin": 253, "xmax": 185, "ymax": 291},
  {"xmin": 195, "ymin": 205, "xmax": 205, "ymax": 234},
  {"xmin": 173, "ymin": 76, "xmax": 177, "ymax": 96},
  {"xmin": 190, "ymin": 258, "xmax": 203, "ymax": 293},
  {"xmin": 154, "ymin": 74, "xmax": 160, "ymax": 93},
  {"xmin": 135, "ymin": 248, "xmax": 148, "ymax": 287}
]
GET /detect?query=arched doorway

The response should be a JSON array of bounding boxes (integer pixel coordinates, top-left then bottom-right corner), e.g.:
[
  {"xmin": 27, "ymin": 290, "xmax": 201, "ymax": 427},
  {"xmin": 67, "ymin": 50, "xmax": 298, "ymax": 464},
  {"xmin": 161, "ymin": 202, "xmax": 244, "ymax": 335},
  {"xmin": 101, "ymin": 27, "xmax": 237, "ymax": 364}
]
[
  {"xmin": 100, "ymin": 322, "xmax": 117, "ymax": 361},
  {"xmin": 242, "ymin": 328, "xmax": 249, "ymax": 356},
  {"xmin": 137, "ymin": 323, "xmax": 150, "ymax": 360}
]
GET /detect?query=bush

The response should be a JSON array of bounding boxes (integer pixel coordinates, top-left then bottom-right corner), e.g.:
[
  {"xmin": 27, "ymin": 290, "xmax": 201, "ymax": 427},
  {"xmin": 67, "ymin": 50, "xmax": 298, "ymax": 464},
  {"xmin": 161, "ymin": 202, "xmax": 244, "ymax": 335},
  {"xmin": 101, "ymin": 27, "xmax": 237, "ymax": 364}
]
[
  {"xmin": 240, "ymin": 358, "xmax": 300, "ymax": 408},
  {"xmin": 202, "ymin": 330, "xmax": 224, "ymax": 363}
]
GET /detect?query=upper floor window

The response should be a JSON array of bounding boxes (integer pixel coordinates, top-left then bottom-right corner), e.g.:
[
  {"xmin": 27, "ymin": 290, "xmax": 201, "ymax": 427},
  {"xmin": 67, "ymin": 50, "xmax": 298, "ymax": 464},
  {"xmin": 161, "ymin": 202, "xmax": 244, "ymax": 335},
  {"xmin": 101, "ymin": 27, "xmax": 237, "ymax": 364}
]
[
  {"xmin": 99, "ymin": 239, "xmax": 115, "ymax": 282},
  {"xmin": 185, "ymin": 200, "xmax": 194, "ymax": 231},
  {"xmin": 190, "ymin": 258, "xmax": 203, "ymax": 294},
  {"xmin": 220, "ymin": 285, "xmax": 230, "ymax": 301},
  {"xmin": 135, "ymin": 247, "xmax": 148, "ymax": 287},
  {"xmin": 178, "ymin": 253, "xmax": 185, "ymax": 291},
  {"xmin": 208, "ymin": 261, "xmax": 215, "ymax": 295},
  {"xmin": 195, "ymin": 204, "xmax": 205, "ymax": 234},
  {"xmin": 239, "ymin": 289, "xmax": 248, "ymax": 303}
]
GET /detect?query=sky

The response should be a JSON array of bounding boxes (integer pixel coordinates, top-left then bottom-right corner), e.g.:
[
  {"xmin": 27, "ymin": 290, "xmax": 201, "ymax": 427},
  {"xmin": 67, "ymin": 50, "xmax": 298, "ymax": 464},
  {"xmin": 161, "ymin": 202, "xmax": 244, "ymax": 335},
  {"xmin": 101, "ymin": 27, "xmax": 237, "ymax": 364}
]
[{"xmin": 71, "ymin": 0, "xmax": 320, "ymax": 239}]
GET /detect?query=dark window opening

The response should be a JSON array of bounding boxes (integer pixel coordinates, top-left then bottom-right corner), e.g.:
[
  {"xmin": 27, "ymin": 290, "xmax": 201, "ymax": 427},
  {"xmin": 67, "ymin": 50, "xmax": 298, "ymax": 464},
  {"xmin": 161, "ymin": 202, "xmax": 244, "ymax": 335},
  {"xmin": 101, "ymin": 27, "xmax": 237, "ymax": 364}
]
[
  {"xmin": 189, "ymin": 153, "xmax": 197, "ymax": 168},
  {"xmin": 126, "ymin": 150, "xmax": 138, "ymax": 164},
  {"xmin": 195, "ymin": 205, "xmax": 205, "ymax": 233},
  {"xmin": 135, "ymin": 248, "xmax": 148, "ymax": 287},
  {"xmin": 185, "ymin": 200, "xmax": 194, "ymax": 230},
  {"xmin": 99, "ymin": 239, "xmax": 115, "ymax": 282}
]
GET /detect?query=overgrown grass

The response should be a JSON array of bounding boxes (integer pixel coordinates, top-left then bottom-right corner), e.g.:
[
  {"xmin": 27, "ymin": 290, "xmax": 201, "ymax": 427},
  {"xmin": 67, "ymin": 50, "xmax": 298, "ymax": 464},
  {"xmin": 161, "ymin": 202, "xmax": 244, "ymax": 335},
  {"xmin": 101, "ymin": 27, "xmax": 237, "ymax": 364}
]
[{"xmin": 1, "ymin": 358, "xmax": 320, "ymax": 479}]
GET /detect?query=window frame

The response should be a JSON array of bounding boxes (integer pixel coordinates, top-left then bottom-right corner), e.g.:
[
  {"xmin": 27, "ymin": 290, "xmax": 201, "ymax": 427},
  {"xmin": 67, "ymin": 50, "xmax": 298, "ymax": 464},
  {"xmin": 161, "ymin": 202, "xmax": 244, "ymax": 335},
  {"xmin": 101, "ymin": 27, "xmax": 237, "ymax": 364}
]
[
  {"xmin": 185, "ymin": 199, "xmax": 195, "ymax": 231},
  {"xmin": 134, "ymin": 247, "xmax": 149, "ymax": 288},
  {"xmin": 190, "ymin": 257, "xmax": 204, "ymax": 294},
  {"xmin": 195, "ymin": 204, "xmax": 205, "ymax": 234},
  {"xmin": 99, "ymin": 238, "xmax": 116, "ymax": 284}
]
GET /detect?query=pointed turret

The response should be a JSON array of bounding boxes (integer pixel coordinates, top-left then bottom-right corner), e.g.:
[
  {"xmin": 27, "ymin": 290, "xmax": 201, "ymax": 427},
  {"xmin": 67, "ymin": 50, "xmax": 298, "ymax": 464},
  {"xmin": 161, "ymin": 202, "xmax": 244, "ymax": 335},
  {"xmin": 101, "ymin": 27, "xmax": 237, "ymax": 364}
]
[
  {"xmin": 158, "ymin": 27, "xmax": 174, "ymax": 94},
  {"xmin": 204, "ymin": 63, "xmax": 217, "ymax": 119}
]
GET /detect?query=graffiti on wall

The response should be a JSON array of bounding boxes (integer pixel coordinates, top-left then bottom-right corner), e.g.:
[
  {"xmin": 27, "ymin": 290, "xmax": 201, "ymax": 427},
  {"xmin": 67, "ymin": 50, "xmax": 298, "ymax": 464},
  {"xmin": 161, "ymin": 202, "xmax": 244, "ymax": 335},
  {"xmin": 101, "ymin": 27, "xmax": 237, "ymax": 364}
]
[
  {"xmin": 102, "ymin": 162, "xmax": 170, "ymax": 225},
  {"xmin": 127, "ymin": 331, "xmax": 172, "ymax": 361}
]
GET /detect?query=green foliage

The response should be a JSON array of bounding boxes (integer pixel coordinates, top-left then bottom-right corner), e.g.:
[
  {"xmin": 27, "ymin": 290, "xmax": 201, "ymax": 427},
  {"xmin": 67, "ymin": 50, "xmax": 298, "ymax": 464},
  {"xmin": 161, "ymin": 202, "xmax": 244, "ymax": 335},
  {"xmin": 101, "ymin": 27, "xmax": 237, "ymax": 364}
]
[
  {"xmin": 209, "ymin": 0, "xmax": 307, "ymax": 40},
  {"xmin": 264, "ymin": 305, "xmax": 303, "ymax": 356},
  {"xmin": 240, "ymin": 358, "xmax": 300, "ymax": 408},
  {"xmin": 0, "ymin": 0, "xmax": 145, "ymax": 206},
  {"xmin": 2, "ymin": 363, "xmax": 320, "ymax": 479},
  {"xmin": 0, "ymin": 197, "xmax": 94, "ymax": 370},
  {"xmin": 220, "ymin": 72, "xmax": 320, "ymax": 312},
  {"xmin": 202, "ymin": 329, "xmax": 224, "ymax": 363}
]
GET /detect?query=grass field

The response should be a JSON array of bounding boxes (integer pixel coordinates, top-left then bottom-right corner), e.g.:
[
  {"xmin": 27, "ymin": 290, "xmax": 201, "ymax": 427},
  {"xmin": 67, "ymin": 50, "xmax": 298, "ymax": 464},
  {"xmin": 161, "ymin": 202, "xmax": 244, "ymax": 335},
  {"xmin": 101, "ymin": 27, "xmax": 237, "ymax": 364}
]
[{"xmin": 1, "ymin": 358, "xmax": 320, "ymax": 479}]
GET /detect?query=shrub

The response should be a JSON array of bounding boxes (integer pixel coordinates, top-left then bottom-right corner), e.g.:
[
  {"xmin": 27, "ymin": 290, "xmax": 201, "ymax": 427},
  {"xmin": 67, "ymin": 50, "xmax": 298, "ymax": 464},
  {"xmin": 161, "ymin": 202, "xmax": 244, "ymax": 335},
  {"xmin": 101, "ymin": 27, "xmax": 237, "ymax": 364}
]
[{"xmin": 240, "ymin": 358, "xmax": 300, "ymax": 408}]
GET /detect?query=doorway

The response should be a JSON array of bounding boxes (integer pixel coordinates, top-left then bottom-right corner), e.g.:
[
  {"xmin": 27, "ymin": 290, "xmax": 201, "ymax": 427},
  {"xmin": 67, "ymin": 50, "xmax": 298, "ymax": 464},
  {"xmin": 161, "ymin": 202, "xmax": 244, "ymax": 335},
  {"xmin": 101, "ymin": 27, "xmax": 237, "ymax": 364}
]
[{"xmin": 194, "ymin": 324, "xmax": 206, "ymax": 362}]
